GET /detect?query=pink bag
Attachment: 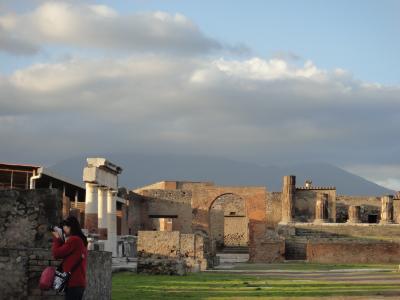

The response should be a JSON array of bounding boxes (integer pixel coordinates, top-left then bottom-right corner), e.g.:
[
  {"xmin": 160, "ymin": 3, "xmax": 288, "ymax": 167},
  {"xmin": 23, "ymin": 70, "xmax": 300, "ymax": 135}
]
[{"xmin": 39, "ymin": 266, "xmax": 56, "ymax": 290}]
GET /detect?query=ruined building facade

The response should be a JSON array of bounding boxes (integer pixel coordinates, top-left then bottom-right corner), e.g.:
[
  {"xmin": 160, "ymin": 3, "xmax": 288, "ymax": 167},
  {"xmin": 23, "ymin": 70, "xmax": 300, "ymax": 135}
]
[
  {"xmin": 120, "ymin": 177, "xmax": 400, "ymax": 264},
  {"xmin": 2, "ymin": 158, "xmax": 400, "ymax": 267}
]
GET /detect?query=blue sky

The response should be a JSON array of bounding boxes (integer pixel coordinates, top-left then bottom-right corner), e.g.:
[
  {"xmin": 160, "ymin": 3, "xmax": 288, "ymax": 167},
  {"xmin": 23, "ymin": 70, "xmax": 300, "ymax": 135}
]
[
  {"xmin": 0, "ymin": 0, "xmax": 399, "ymax": 189},
  {"xmin": 110, "ymin": 0, "xmax": 400, "ymax": 84},
  {"xmin": 3, "ymin": 0, "xmax": 398, "ymax": 83}
]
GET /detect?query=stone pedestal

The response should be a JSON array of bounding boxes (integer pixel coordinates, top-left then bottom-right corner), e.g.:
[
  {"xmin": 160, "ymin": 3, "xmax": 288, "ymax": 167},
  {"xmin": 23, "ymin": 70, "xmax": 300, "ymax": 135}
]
[
  {"xmin": 281, "ymin": 175, "xmax": 295, "ymax": 223},
  {"xmin": 314, "ymin": 193, "xmax": 328, "ymax": 223},
  {"xmin": 347, "ymin": 205, "xmax": 361, "ymax": 223},
  {"xmin": 380, "ymin": 195, "xmax": 394, "ymax": 224},
  {"xmin": 85, "ymin": 183, "xmax": 98, "ymax": 234}
]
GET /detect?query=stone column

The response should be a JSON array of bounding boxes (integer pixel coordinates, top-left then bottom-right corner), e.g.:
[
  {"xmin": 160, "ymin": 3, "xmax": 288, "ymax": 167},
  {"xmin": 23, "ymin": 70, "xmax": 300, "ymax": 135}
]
[
  {"xmin": 281, "ymin": 175, "xmax": 296, "ymax": 223},
  {"xmin": 84, "ymin": 183, "xmax": 98, "ymax": 234},
  {"xmin": 97, "ymin": 187, "xmax": 108, "ymax": 240},
  {"xmin": 380, "ymin": 195, "xmax": 394, "ymax": 224},
  {"xmin": 347, "ymin": 205, "xmax": 361, "ymax": 223},
  {"xmin": 106, "ymin": 189, "xmax": 117, "ymax": 256},
  {"xmin": 314, "ymin": 193, "xmax": 328, "ymax": 223}
]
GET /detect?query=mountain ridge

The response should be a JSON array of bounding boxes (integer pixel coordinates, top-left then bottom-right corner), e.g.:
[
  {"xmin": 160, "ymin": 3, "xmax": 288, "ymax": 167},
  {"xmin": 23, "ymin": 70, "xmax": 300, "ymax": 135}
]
[{"xmin": 49, "ymin": 153, "xmax": 394, "ymax": 196}]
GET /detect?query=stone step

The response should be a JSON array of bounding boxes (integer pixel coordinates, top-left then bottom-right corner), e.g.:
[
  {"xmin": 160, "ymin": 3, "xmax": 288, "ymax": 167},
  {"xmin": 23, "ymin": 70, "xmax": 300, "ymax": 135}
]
[
  {"xmin": 295, "ymin": 228, "xmax": 342, "ymax": 238},
  {"xmin": 217, "ymin": 253, "xmax": 249, "ymax": 264},
  {"xmin": 219, "ymin": 246, "xmax": 249, "ymax": 254}
]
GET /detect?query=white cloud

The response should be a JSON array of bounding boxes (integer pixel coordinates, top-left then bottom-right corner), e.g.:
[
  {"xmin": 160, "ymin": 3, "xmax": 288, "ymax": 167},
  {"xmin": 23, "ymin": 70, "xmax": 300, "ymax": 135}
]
[
  {"xmin": 0, "ymin": 55, "xmax": 399, "ymax": 169},
  {"xmin": 0, "ymin": 2, "xmax": 241, "ymax": 55}
]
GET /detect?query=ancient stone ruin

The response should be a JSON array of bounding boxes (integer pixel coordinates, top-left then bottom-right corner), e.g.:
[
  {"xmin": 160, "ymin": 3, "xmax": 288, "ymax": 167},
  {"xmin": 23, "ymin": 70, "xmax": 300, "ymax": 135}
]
[{"xmin": 1, "ymin": 158, "xmax": 400, "ymax": 282}]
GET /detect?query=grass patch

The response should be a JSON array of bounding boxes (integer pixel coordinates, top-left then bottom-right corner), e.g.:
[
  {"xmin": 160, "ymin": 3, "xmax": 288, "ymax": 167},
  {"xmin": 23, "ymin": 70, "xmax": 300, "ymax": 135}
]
[{"xmin": 112, "ymin": 271, "xmax": 400, "ymax": 299}]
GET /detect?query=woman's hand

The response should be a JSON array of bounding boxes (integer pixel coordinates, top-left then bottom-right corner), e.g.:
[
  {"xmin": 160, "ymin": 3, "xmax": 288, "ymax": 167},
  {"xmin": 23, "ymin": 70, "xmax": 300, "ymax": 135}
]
[{"xmin": 52, "ymin": 231, "xmax": 60, "ymax": 239}]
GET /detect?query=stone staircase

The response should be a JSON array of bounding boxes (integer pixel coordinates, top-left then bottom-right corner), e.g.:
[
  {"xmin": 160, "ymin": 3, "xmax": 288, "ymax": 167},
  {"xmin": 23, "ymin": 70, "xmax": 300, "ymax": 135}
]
[
  {"xmin": 219, "ymin": 246, "xmax": 249, "ymax": 254},
  {"xmin": 217, "ymin": 246, "xmax": 249, "ymax": 264},
  {"xmin": 295, "ymin": 228, "xmax": 343, "ymax": 238},
  {"xmin": 284, "ymin": 228, "xmax": 347, "ymax": 260}
]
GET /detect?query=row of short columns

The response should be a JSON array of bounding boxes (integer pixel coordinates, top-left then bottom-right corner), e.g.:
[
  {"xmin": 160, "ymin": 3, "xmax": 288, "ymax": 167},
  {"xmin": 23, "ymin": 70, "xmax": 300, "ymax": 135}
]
[
  {"xmin": 84, "ymin": 183, "xmax": 117, "ymax": 254},
  {"xmin": 281, "ymin": 174, "xmax": 396, "ymax": 224}
]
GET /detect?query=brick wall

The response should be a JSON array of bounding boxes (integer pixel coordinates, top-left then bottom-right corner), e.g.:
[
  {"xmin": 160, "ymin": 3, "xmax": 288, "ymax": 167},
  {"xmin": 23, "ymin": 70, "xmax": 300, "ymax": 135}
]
[
  {"xmin": 281, "ymin": 223, "xmax": 400, "ymax": 240},
  {"xmin": 307, "ymin": 240, "xmax": 400, "ymax": 263}
]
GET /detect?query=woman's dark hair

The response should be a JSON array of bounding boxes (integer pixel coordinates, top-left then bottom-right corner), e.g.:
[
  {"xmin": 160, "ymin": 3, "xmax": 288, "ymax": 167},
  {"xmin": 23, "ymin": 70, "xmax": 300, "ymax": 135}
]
[{"xmin": 62, "ymin": 216, "xmax": 88, "ymax": 247}]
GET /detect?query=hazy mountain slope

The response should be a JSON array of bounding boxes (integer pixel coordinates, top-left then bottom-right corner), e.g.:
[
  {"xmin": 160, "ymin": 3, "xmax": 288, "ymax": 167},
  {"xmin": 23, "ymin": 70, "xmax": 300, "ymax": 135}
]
[{"xmin": 50, "ymin": 153, "xmax": 394, "ymax": 196}]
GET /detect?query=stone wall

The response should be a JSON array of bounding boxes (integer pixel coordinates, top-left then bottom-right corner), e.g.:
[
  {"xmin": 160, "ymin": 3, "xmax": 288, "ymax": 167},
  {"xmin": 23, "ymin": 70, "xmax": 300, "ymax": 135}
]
[
  {"xmin": 0, "ymin": 189, "xmax": 112, "ymax": 299},
  {"xmin": 307, "ymin": 240, "xmax": 400, "ymax": 263},
  {"xmin": 294, "ymin": 189, "xmax": 336, "ymax": 222},
  {"xmin": 0, "ymin": 189, "xmax": 63, "ymax": 249},
  {"xmin": 210, "ymin": 193, "xmax": 248, "ymax": 248},
  {"xmin": 137, "ymin": 231, "xmax": 180, "ymax": 258},
  {"xmin": 122, "ymin": 192, "xmax": 145, "ymax": 235},
  {"xmin": 249, "ymin": 239, "xmax": 285, "ymax": 263},
  {"xmin": 0, "ymin": 248, "xmax": 112, "ymax": 300},
  {"xmin": 336, "ymin": 195, "xmax": 381, "ymax": 223},
  {"xmin": 190, "ymin": 185, "xmax": 267, "ymax": 262},
  {"xmin": 266, "ymin": 192, "xmax": 282, "ymax": 228},
  {"xmin": 137, "ymin": 231, "xmax": 207, "ymax": 274},
  {"xmin": 139, "ymin": 189, "xmax": 193, "ymax": 233}
]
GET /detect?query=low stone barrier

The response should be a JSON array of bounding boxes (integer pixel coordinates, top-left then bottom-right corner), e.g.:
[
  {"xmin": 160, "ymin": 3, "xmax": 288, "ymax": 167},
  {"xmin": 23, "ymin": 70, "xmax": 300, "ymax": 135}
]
[
  {"xmin": 137, "ymin": 231, "xmax": 208, "ymax": 275},
  {"xmin": 0, "ymin": 248, "xmax": 112, "ymax": 300}
]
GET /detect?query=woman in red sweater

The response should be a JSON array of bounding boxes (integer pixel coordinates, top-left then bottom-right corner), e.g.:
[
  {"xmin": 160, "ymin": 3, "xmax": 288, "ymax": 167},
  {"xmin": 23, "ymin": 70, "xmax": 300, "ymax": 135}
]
[{"xmin": 52, "ymin": 216, "xmax": 88, "ymax": 300}]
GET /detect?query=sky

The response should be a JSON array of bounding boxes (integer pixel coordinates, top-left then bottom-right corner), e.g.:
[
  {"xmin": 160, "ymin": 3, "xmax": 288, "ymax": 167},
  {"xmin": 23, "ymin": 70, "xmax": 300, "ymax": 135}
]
[{"xmin": 0, "ymin": 0, "xmax": 399, "ymax": 190}]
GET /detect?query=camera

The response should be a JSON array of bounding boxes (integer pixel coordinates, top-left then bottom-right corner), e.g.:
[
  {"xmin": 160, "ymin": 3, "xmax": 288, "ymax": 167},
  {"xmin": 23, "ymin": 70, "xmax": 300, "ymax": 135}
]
[{"xmin": 48, "ymin": 224, "xmax": 65, "ymax": 242}]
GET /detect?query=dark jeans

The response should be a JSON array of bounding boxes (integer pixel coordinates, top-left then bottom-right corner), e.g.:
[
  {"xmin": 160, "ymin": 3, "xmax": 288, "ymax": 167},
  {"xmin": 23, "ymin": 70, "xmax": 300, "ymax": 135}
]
[{"xmin": 65, "ymin": 286, "xmax": 85, "ymax": 300}]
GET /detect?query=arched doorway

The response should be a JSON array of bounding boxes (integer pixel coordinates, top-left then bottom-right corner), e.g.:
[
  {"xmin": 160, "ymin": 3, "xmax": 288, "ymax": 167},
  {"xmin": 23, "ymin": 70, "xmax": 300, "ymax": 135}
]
[{"xmin": 209, "ymin": 193, "xmax": 249, "ymax": 250}]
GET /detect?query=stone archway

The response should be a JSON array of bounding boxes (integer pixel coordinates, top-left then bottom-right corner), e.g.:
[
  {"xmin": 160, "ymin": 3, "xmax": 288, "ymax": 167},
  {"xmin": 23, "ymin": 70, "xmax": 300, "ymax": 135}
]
[{"xmin": 209, "ymin": 193, "xmax": 249, "ymax": 250}]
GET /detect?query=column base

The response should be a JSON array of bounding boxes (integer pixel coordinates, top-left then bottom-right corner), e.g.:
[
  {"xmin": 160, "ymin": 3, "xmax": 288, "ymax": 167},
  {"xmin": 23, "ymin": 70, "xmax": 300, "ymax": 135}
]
[
  {"xmin": 314, "ymin": 219, "xmax": 328, "ymax": 224},
  {"xmin": 84, "ymin": 213, "xmax": 98, "ymax": 234},
  {"xmin": 346, "ymin": 220, "xmax": 361, "ymax": 224},
  {"xmin": 379, "ymin": 220, "xmax": 394, "ymax": 225},
  {"xmin": 98, "ymin": 228, "xmax": 108, "ymax": 240}
]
